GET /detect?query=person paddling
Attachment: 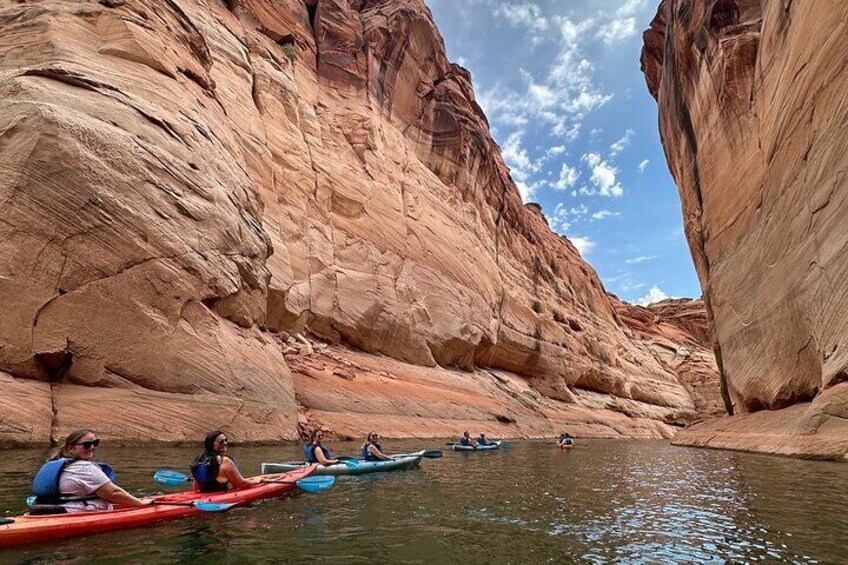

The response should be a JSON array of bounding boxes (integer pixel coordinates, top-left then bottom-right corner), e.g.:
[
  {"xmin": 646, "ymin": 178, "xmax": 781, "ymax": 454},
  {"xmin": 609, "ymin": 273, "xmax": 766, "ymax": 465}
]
[
  {"xmin": 459, "ymin": 431, "xmax": 478, "ymax": 448},
  {"xmin": 361, "ymin": 431, "xmax": 393, "ymax": 461},
  {"xmin": 557, "ymin": 433, "xmax": 575, "ymax": 447},
  {"xmin": 304, "ymin": 430, "xmax": 339, "ymax": 466},
  {"xmin": 476, "ymin": 433, "xmax": 490, "ymax": 447},
  {"xmin": 190, "ymin": 430, "xmax": 265, "ymax": 492},
  {"xmin": 31, "ymin": 429, "xmax": 151, "ymax": 513}
]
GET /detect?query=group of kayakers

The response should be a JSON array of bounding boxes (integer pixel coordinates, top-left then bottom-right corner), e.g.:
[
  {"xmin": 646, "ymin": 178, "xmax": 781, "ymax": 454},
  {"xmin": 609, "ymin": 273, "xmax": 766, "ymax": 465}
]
[{"xmin": 30, "ymin": 427, "xmax": 574, "ymax": 514}]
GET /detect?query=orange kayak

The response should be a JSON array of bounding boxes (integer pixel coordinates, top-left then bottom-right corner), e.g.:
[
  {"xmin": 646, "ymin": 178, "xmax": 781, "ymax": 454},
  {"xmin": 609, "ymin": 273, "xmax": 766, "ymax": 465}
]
[
  {"xmin": 0, "ymin": 465, "xmax": 315, "ymax": 548},
  {"xmin": 557, "ymin": 443, "xmax": 574, "ymax": 450}
]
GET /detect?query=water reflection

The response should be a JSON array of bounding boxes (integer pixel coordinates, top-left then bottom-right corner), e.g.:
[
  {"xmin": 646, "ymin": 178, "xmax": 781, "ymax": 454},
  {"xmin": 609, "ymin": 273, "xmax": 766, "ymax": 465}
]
[{"xmin": 0, "ymin": 440, "xmax": 845, "ymax": 563}]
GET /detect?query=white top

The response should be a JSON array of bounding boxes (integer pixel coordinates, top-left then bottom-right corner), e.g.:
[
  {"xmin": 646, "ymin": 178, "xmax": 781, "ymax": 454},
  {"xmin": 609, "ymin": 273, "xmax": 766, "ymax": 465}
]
[{"xmin": 58, "ymin": 460, "xmax": 113, "ymax": 513}]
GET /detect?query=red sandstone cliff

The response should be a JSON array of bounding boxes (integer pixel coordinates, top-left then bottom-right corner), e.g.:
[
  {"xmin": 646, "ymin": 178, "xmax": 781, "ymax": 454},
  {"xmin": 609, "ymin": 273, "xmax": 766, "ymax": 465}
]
[
  {"xmin": 642, "ymin": 0, "xmax": 848, "ymax": 460},
  {"xmin": 0, "ymin": 0, "xmax": 719, "ymax": 446}
]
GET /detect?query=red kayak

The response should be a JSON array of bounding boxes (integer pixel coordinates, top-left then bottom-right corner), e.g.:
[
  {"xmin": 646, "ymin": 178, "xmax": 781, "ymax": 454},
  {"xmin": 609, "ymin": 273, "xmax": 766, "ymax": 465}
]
[{"xmin": 0, "ymin": 465, "xmax": 316, "ymax": 548}]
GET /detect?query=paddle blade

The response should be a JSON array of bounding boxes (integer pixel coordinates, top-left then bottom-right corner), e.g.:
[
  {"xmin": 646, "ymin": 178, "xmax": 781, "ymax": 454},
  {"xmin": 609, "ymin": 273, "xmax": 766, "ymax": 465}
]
[
  {"xmin": 501, "ymin": 443, "xmax": 511, "ymax": 450},
  {"xmin": 26, "ymin": 496, "xmax": 36, "ymax": 507},
  {"xmin": 422, "ymin": 450, "xmax": 443, "ymax": 458},
  {"xmin": 296, "ymin": 476, "xmax": 335, "ymax": 493},
  {"xmin": 193, "ymin": 500, "xmax": 237, "ymax": 512},
  {"xmin": 341, "ymin": 459, "xmax": 359, "ymax": 468},
  {"xmin": 154, "ymin": 470, "xmax": 190, "ymax": 486}
]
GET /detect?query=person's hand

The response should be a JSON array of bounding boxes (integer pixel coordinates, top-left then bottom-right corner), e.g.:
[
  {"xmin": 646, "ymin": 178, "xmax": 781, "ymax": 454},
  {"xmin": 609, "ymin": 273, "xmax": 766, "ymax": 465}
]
[{"xmin": 140, "ymin": 498, "xmax": 155, "ymax": 506}]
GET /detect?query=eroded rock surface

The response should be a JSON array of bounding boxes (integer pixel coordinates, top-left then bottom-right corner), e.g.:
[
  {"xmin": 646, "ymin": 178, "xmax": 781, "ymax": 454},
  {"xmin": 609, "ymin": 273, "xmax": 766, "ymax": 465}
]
[
  {"xmin": 642, "ymin": 0, "xmax": 848, "ymax": 459},
  {"xmin": 0, "ymin": 0, "xmax": 720, "ymax": 446}
]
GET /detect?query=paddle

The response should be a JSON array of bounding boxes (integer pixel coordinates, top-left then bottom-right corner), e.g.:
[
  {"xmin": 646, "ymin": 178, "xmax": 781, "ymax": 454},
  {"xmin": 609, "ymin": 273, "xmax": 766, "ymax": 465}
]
[
  {"xmin": 26, "ymin": 493, "xmax": 235, "ymax": 513},
  {"xmin": 153, "ymin": 470, "xmax": 336, "ymax": 492},
  {"xmin": 330, "ymin": 457, "xmax": 360, "ymax": 468},
  {"xmin": 151, "ymin": 500, "xmax": 236, "ymax": 512},
  {"xmin": 389, "ymin": 450, "xmax": 443, "ymax": 459},
  {"xmin": 262, "ymin": 475, "xmax": 335, "ymax": 493}
]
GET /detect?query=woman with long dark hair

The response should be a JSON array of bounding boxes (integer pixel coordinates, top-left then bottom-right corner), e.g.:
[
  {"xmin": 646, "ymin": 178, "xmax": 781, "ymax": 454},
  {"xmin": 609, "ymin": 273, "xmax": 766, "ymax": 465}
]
[
  {"xmin": 31, "ymin": 429, "xmax": 150, "ymax": 513},
  {"xmin": 190, "ymin": 430, "xmax": 265, "ymax": 492}
]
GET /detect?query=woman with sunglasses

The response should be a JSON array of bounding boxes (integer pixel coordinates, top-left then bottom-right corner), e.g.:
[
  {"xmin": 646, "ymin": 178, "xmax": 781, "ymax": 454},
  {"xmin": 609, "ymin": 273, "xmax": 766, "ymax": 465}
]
[
  {"xmin": 361, "ymin": 431, "xmax": 393, "ymax": 461},
  {"xmin": 31, "ymin": 429, "xmax": 151, "ymax": 513},
  {"xmin": 191, "ymin": 430, "xmax": 266, "ymax": 492},
  {"xmin": 304, "ymin": 430, "xmax": 339, "ymax": 466}
]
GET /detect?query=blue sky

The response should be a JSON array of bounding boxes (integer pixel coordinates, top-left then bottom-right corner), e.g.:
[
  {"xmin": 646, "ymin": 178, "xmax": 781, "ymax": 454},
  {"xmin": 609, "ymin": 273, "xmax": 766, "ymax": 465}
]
[{"xmin": 426, "ymin": 0, "xmax": 701, "ymax": 305}]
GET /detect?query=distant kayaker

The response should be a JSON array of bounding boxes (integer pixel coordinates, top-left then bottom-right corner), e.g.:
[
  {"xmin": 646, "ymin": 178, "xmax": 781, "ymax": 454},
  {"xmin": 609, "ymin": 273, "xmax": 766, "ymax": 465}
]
[
  {"xmin": 304, "ymin": 429, "xmax": 339, "ymax": 466},
  {"xmin": 557, "ymin": 433, "xmax": 574, "ymax": 447},
  {"xmin": 361, "ymin": 431, "xmax": 393, "ymax": 461},
  {"xmin": 459, "ymin": 431, "xmax": 478, "ymax": 448},
  {"xmin": 191, "ymin": 430, "xmax": 265, "ymax": 492},
  {"xmin": 476, "ymin": 433, "xmax": 490, "ymax": 446},
  {"xmin": 31, "ymin": 429, "xmax": 151, "ymax": 513}
]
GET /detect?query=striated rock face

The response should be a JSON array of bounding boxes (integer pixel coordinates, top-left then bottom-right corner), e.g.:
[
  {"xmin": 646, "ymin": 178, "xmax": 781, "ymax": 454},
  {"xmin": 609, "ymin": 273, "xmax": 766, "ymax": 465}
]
[
  {"xmin": 0, "ymin": 0, "xmax": 720, "ymax": 446},
  {"xmin": 642, "ymin": 0, "xmax": 848, "ymax": 459}
]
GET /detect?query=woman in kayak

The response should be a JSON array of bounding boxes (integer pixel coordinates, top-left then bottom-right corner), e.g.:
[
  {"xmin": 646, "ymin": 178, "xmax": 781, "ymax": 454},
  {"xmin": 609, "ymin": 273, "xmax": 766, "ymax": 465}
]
[
  {"xmin": 361, "ymin": 431, "xmax": 393, "ymax": 461},
  {"xmin": 476, "ymin": 433, "xmax": 490, "ymax": 446},
  {"xmin": 459, "ymin": 431, "xmax": 478, "ymax": 448},
  {"xmin": 304, "ymin": 429, "xmax": 339, "ymax": 466},
  {"xmin": 31, "ymin": 429, "xmax": 151, "ymax": 513},
  {"xmin": 191, "ymin": 430, "xmax": 265, "ymax": 492}
]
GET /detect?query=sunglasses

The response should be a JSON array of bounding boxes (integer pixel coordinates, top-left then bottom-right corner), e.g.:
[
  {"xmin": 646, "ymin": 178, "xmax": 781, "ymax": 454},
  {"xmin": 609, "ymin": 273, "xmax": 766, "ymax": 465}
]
[
  {"xmin": 76, "ymin": 439, "xmax": 100, "ymax": 449},
  {"xmin": 215, "ymin": 439, "xmax": 228, "ymax": 445}
]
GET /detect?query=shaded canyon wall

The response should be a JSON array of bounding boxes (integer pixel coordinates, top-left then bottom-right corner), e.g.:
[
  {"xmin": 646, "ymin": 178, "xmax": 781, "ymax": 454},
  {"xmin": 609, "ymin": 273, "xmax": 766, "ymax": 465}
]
[{"xmin": 642, "ymin": 0, "xmax": 848, "ymax": 459}]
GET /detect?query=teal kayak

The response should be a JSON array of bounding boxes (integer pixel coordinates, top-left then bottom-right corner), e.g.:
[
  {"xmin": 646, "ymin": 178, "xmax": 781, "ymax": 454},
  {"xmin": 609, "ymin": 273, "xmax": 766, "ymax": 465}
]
[
  {"xmin": 450, "ymin": 440, "xmax": 502, "ymax": 451},
  {"xmin": 261, "ymin": 450, "xmax": 425, "ymax": 476}
]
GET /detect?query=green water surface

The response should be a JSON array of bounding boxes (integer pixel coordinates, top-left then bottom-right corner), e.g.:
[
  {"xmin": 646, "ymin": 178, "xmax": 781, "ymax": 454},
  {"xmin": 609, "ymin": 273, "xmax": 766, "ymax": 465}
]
[{"xmin": 0, "ymin": 439, "xmax": 845, "ymax": 564}]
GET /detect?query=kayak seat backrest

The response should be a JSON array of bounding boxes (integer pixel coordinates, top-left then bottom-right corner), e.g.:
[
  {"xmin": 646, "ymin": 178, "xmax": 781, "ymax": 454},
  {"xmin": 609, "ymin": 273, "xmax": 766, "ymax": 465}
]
[{"xmin": 28, "ymin": 504, "xmax": 69, "ymax": 516}]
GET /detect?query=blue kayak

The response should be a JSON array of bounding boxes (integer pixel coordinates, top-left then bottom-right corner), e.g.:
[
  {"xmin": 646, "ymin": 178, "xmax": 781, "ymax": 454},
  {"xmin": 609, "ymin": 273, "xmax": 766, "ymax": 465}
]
[
  {"xmin": 260, "ymin": 450, "xmax": 425, "ymax": 476},
  {"xmin": 450, "ymin": 440, "xmax": 502, "ymax": 451}
]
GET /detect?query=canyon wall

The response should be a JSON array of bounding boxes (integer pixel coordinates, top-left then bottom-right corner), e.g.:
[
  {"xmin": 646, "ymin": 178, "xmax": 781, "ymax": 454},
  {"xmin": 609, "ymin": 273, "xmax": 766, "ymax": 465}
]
[
  {"xmin": 642, "ymin": 0, "xmax": 848, "ymax": 459},
  {"xmin": 0, "ymin": 0, "xmax": 719, "ymax": 447}
]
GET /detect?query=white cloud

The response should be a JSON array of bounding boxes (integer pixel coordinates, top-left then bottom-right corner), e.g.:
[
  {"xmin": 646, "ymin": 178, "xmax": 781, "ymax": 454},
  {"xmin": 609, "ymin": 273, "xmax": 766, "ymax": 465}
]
[
  {"xmin": 638, "ymin": 159, "xmax": 649, "ymax": 173},
  {"xmin": 625, "ymin": 255, "xmax": 658, "ymax": 264},
  {"xmin": 491, "ymin": 1, "xmax": 549, "ymax": 32},
  {"xmin": 570, "ymin": 236, "xmax": 595, "ymax": 256},
  {"xmin": 545, "ymin": 145, "xmax": 566, "ymax": 158},
  {"xmin": 597, "ymin": 17, "xmax": 637, "ymax": 44},
  {"xmin": 552, "ymin": 163, "xmax": 580, "ymax": 190},
  {"xmin": 516, "ymin": 181, "xmax": 536, "ymax": 203},
  {"xmin": 591, "ymin": 209, "xmax": 618, "ymax": 220},
  {"xmin": 501, "ymin": 130, "xmax": 541, "ymax": 182},
  {"xmin": 582, "ymin": 152, "xmax": 624, "ymax": 197},
  {"xmin": 635, "ymin": 285, "xmax": 675, "ymax": 306},
  {"xmin": 609, "ymin": 129, "xmax": 634, "ymax": 156}
]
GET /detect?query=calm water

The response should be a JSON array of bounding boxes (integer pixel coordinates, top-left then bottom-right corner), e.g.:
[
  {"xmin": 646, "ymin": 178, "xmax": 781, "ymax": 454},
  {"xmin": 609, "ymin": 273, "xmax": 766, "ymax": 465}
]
[{"xmin": 0, "ymin": 440, "xmax": 845, "ymax": 564}]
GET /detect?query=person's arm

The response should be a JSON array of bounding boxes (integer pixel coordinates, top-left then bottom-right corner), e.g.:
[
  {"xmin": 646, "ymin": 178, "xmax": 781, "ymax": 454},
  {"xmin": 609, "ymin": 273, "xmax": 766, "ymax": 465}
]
[
  {"xmin": 314, "ymin": 448, "xmax": 338, "ymax": 466},
  {"xmin": 220, "ymin": 457, "xmax": 262, "ymax": 489},
  {"xmin": 94, "ymin": 482, "xmax": 151, "ymax": 506},
  {"xmin": 368, "ymin": 444, "xmax": 392, "ymax": 461}
]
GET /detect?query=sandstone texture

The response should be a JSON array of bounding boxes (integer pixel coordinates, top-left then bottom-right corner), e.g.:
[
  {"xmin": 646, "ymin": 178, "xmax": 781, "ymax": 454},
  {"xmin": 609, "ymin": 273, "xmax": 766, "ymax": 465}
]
[
  {"xmin": 0, "ymin": 0, "xmax": 719, "ymax": 447},
  {"xmin": 642, "ymin": 0, "xmax": 848, "ymax": 459}
]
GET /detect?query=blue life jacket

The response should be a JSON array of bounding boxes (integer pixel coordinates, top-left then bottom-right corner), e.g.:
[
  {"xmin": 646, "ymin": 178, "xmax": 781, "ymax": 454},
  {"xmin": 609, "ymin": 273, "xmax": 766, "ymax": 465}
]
[
  {"xmin": 191, "ymin": 455, "xmax": 238, "ymax": 493},
  {"xmin": 304, "ymin": 444, "xmax": 331, "ymax": 463},
  {"xmin": 460, "ymin": 437, "xmax": 470, "ymax": 447},
  {"xmin": 477, "ymin": 436, "xmax": 487, "ymax": 446},
  {"xmin": 32, "ymin": 458, "xmax": 116, "ymax": 499},
  {"xmin": 563, "ymin": 438, "xmax": 573, "ymax": 445},
  {"xmin": 361, "ymin": 443, "xmax": 382, "ymax": 461}
]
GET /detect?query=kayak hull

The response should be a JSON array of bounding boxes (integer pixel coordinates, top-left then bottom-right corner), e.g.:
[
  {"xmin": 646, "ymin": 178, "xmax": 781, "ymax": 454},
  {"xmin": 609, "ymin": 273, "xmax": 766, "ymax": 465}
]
[
  {"xmin": 450, "ymin": 440, "xmax": 502, "ymax": 451},
  {"xmin": 261, "ymin": 451, "xmax": 424, "ymax": 476},
  {"xmin": 557, "ymin": 443, "xmax": 575, "ymax": 450},
  {"xmin": 0, "ymin": 465, "xmax": 316, "ymax": 549}
]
